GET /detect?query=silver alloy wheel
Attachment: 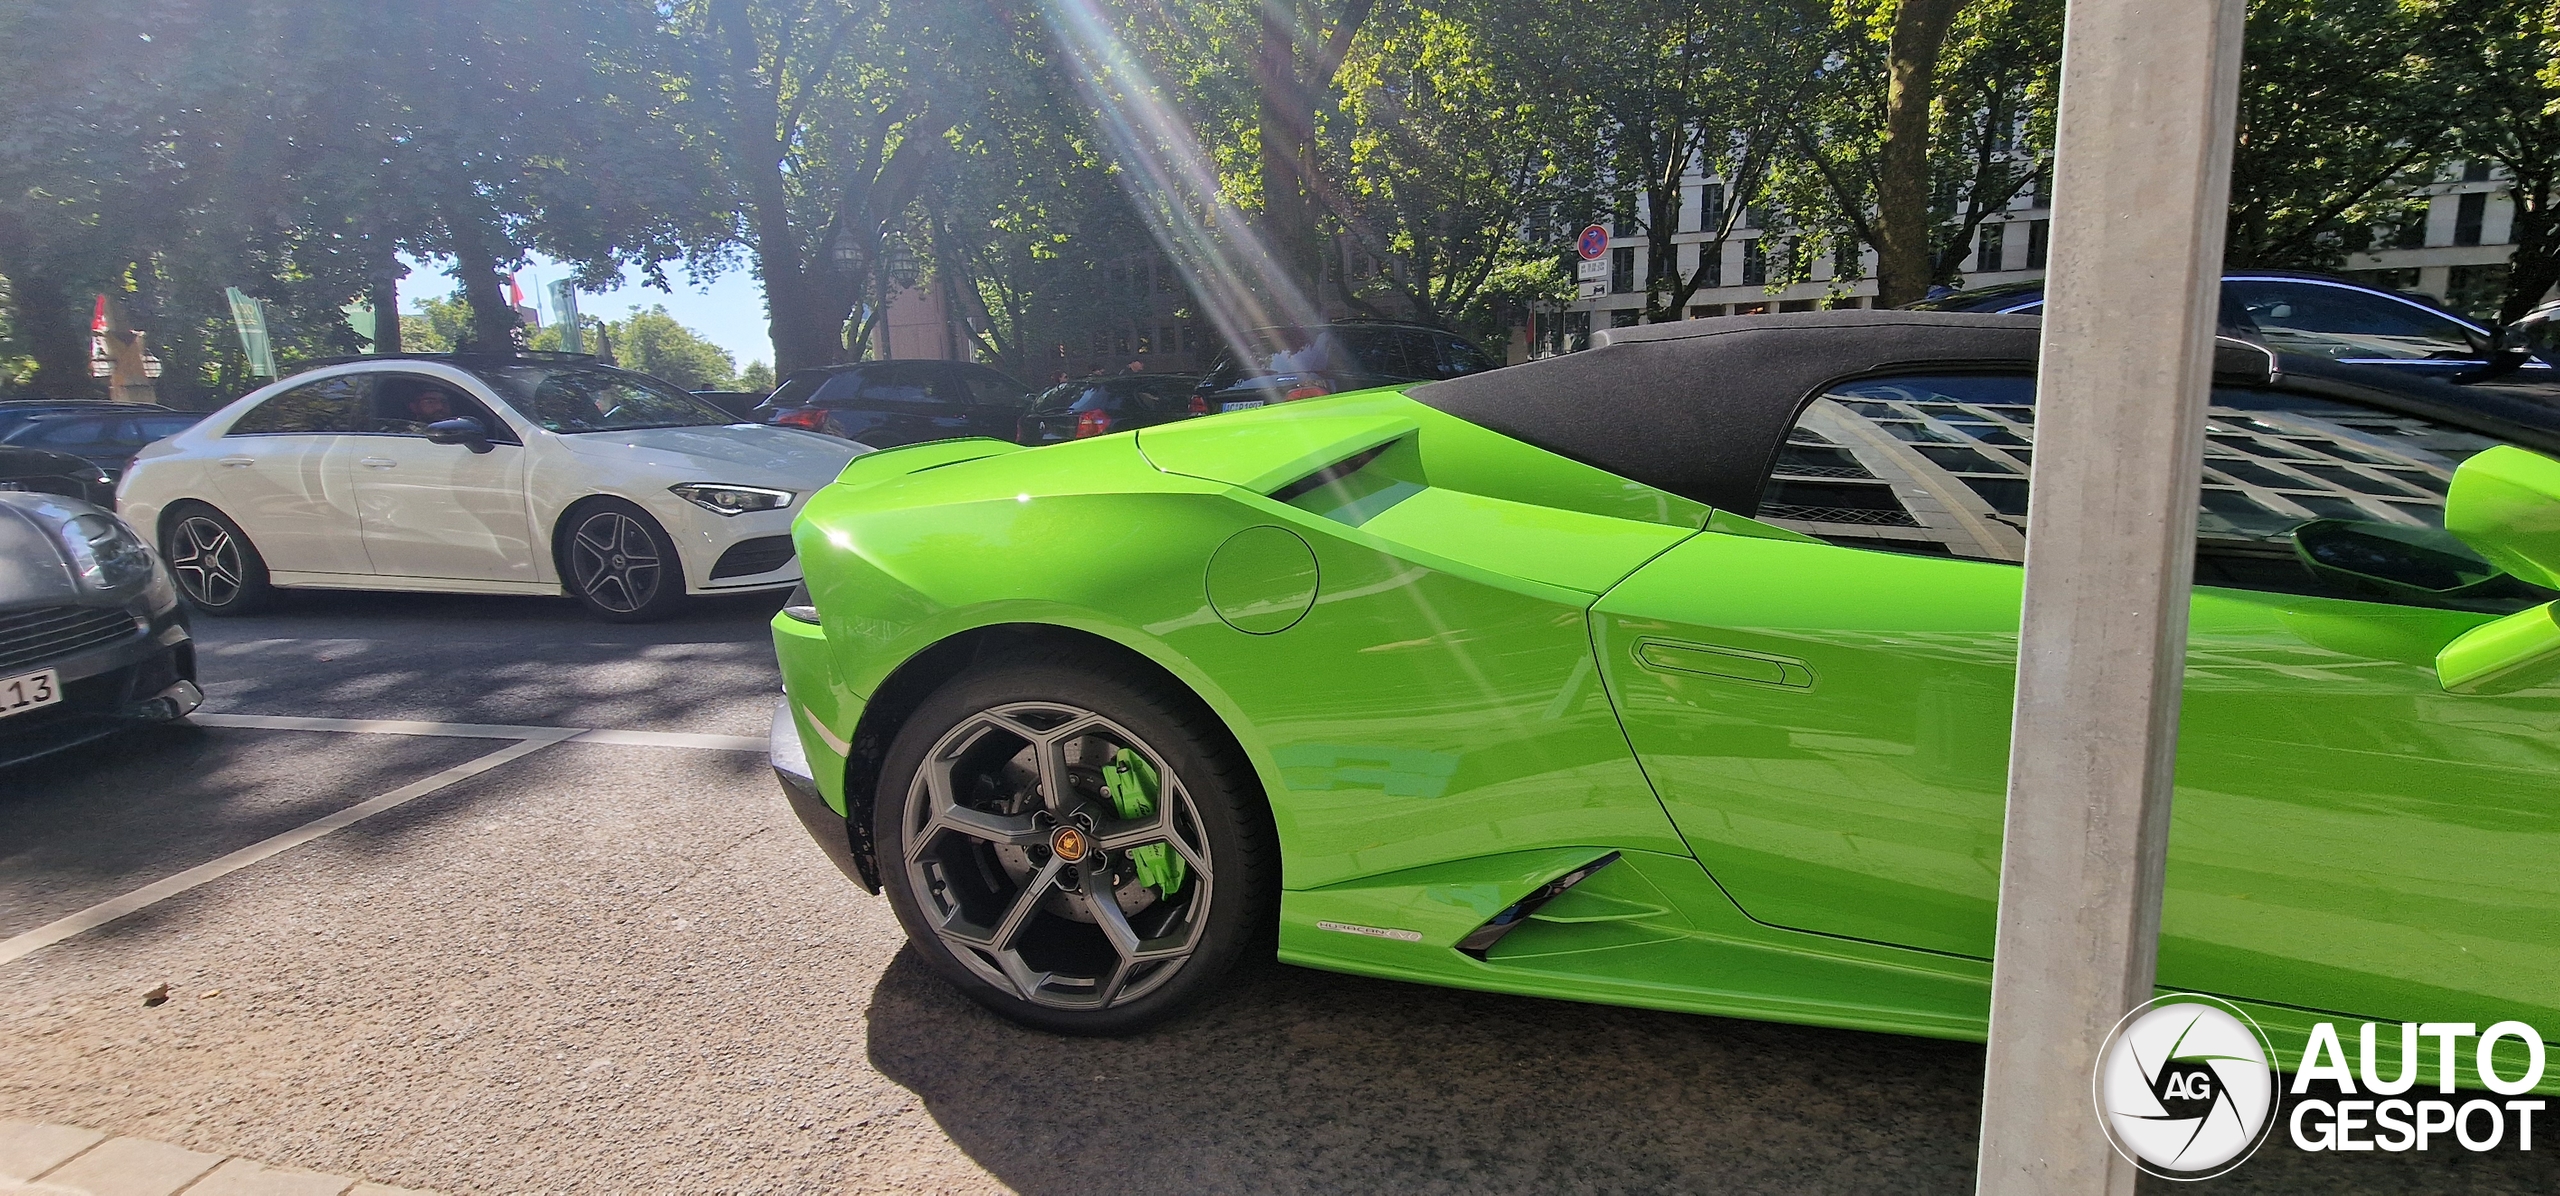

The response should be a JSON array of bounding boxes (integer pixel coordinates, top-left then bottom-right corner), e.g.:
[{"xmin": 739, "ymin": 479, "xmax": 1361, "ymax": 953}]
[
  {"xmin": 567, "ymin": 510, "xmax": 662, "ymax": 613},
  {"xmin": 901, "ymin": 700, "xmax": 1216, "ymax": 1010},
  {"xmin": 168, "ymin": 516, "xmax": 245, "ymax": 607}
]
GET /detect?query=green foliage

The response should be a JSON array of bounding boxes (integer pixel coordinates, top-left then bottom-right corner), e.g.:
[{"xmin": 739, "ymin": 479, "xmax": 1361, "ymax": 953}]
[
  {"xmin": 599, "ymin": 305, "xmax": 741, "ymax": 391},
  {"xmin": 1771, "ymin": 0, "xmax": 2062, "ymax": 294},
  {"xmin": 737, "ymin": 360, "xmax": 776, "ymax": 392},
  {"xmin": 2225, "ymin": 0, "xmax": 2460, "ymax": 268}
]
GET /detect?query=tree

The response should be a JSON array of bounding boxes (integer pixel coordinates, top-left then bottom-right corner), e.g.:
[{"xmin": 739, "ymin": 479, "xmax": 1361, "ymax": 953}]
[
  {"xmin": 674, "ymin": 0, "xmax": 1033, "ymax": 373},
  {"xmin": 2223, "ymin": 0, "xmax": 2458, "ymax": 268},
  {"xmin": 600, "ymin": 305, "xmax": 741, "ymax": 390},
  {"xmin": 737, "ymin": 360, "xmax": 776, "ymax": 391},
  {"xmin": 2445, "ymin": 0, "xmax": 2560, "ymax": 324},
  {"xmin": 1327, "ymin": 0, "xmax": 1591, "ymax": 337},
  {"xmin": 1774, "ymin": 0, "xmax": 2058, "ymax": 302}
]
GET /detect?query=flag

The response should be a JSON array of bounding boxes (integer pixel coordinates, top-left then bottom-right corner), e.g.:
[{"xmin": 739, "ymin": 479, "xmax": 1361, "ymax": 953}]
[
  {"xmin": 548, "ymin": 280, "xmax": 582, "ymax": 354},
  {"xmin": 225, "ymin": 287, "xmax": 276, "ymax": 378}
]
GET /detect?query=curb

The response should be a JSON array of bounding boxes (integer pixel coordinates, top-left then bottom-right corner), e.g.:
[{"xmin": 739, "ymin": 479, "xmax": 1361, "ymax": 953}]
[{"xmin": 0, "ymin": 1119, "xmax": 438, "ymax": 1196}]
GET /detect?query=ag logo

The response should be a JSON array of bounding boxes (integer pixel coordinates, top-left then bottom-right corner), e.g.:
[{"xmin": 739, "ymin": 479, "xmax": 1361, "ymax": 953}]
[{"xmin": 2094, "ymin": 994, "xmax": 2279, "ymax": 1180}]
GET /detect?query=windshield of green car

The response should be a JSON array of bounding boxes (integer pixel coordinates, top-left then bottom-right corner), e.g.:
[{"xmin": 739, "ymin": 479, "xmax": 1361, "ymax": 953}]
[{"xmin": 473, "ymin": 364, "xmax": 738, "ymax": 433}]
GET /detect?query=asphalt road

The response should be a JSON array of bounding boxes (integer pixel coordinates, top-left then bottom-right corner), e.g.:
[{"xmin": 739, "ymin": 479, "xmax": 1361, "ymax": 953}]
[{"xmin": 1, "ymin": 588, "xmax": 2554, "ymax": 1193}]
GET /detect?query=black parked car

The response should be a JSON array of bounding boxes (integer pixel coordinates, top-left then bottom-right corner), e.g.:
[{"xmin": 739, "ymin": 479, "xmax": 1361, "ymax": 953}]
[
  {"xmin": 1017, "ymin": 373, "xmax": 1206, "ymax": 444},
  {"xmin": 0, "ymin": 398, "xmax": 179, "ymax": 440},
  {"xmin": 1192, "ymin": 320, "xmax": 1499, "ymax": 411},
  {"xmin": 0, "ymin": 491, "xmax": 200, "ymax": 769},
  {"xmin": 1, "ymin": 409, "xmax": 204, "ymax": 486},
  {"xmin": 0, "ymin": 445, "xmax": 118, "ymax": 508},
  {"xmin": 1908, "ymin": 271, "xmax": 2548, "ymax": 380},
  {"xmin": 757, "ymin": 360, "xmax": 1034, "ymax": 448}
]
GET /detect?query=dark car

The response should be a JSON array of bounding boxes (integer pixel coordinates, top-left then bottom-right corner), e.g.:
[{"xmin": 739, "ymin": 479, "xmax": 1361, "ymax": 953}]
[
  {"xmin": 757, "ymin": 360, "xmax": 1033, "ymax": 448},
  {"xmin": 0, "ymin": 491, "xmax": 200, "ymax": 770},
  {"xmin": 1017, "ymin": 373, "xmax": 1206, "ymax": 443},
  {"xmin": 0, "ymin": 444, "xmax": 117, "ymax": 508},
  {"xmin": 1, "ymin": 409, "xmax": 205, "ymax": 485},
  {"xmin": 0, "ymin": 399, "xmax": 178, "ymax": 440},
  {"xmin": 1907, "ymin": 271, "xmax": 2546, "ymax": 380},
  {"xmin": 1192, "ymin": 320, "xmax": 1499, "ymax": 412}
]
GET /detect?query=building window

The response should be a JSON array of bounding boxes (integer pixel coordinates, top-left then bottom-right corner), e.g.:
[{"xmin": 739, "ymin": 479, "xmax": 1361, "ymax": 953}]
[
  {"xmin": 1779, "ymin": 299, "xmax": 1817, "ymax": 313},
  {"xmin": 1702, "ymin": 243, "xmax": 1725, "ymax": 288},
  {"xmin": 1741, "ymin": 239, "xmax": 1767, "ymax": 287},
  {"xmin": 1180, "ymin": 322, "xmax": 1200, "ymax": 352},
  {"xmin": 1563, "ymin": 309, "xmax": 1591, "ymax": 352},
  {"xmin": 1614, "ymin": 197, "xmax": 1638, "ymax": 237},
  {"xmin": 1611, "ymin": 246, "xmax": 1637, "ymax": 294},
  {"xmin": 2464, "ymin": 158, "xmax": 2493, "ymax": 183},
  {"xmin": 1610, "ymin": 308, "xmax": 1642, "ymax": 329},
  {"xmin": 1702, "ymin": 183, "xmax": 1726, "ymax": 231},
  {"xmin": 1156, "ymin": 259, "xmax": 1175, "ymax": 292},
  {"xmin": 1734, "ymin": 302, "xmax": 1769, "ymax": 316},
  {"xmin": 2455, "ymin": 192, "xmax": 2487, "ymax": 246},
  {"xmin": 1690, "ymin": 305, "xmax": 1723, "ymax": 318},
  {"xmin": 2025, "ymin": 220, "xmax": 2050, "ymax": 269},
  {"xmin": 1114, "ymin": 329, "xmax": 1131, "ymax": 355},
  {"xmin": 1977, "ymin": 223, "xmax": 2005, "ymax": 272}
]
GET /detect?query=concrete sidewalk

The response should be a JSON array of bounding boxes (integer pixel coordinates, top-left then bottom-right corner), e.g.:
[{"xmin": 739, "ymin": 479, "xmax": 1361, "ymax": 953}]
[{"xmin": 0, "ymin": 1120, "xmax": 435, "ymax": 1196}]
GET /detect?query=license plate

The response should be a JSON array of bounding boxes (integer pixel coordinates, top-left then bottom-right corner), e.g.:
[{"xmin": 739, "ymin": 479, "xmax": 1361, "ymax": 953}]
[
  {"xmin": 0, "ymin": 668, "xmax": 59, "ymax": 719},
  {"xmin": 1220, "ymin": 400, "xmax": 1266, "ymax": 412}
]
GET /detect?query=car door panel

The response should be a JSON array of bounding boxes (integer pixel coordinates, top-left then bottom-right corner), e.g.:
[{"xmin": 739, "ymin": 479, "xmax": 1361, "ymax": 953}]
[
  {"xmin": 1598, "ymin": 529, "xmax": 2560, "ymax": 1028},
  {"xmin": 349, "ymin": 376, "xmax": 535, "ymax": 582},
  {"xmin": 207, "ymin": 376, "xmax": 373, "ymax": 575},
  {"xmin": 1597, "ymin": 370, "xmax": 2560, "ymax": 1029}
]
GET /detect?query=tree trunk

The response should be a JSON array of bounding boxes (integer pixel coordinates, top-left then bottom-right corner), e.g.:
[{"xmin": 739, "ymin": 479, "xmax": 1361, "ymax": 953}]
[
  {"xmin": 1256, "ymin": 4, "xmax": 1317, "ymax": 301},
  {"xmin": 1874, "ymin": 0, "xmax": 1968, "ymax": 309},
  {"xmin": 370, "ymin": 242, "xmax": 404, "ymax": 355},
  {"xmin": 446, "ymin": 215, "xmax": 519, "ymax": 350},
  {"xmin": 2500, "ymin": 165, "xmax": 2560, "ymax": 327}
]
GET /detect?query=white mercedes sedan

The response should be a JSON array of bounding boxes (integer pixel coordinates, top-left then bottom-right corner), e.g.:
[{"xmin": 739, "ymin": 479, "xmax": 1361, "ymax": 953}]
[{"xmin": 119, "ymin": 354, "xmax": 866, "ymax": 621}]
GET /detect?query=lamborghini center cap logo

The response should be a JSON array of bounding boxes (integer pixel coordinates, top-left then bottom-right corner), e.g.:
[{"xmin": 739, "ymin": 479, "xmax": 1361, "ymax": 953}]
[
  {"xmin": 1049, "ymin": 826, "xmax": 1088, "ymax": 863},
  {"xmin": 2094, "ymin": 994, "xmax": 2279, "ymax": 1180}
]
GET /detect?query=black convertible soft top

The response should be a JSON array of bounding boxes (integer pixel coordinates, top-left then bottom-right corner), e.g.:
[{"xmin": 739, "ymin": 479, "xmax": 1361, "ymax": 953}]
[{"xmin": 1415, "ymin": 310, "xmax": 2560, "ymax": 513}]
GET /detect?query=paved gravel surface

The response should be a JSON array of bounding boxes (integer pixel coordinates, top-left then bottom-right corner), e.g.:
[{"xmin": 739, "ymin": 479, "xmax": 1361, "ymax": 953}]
[{"xmin": 2, "ymin": 588, "xmax": 2556, "ymax": 1193}]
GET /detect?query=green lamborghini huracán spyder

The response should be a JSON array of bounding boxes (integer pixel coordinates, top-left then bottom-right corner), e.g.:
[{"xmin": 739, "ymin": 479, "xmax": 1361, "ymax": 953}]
[{"xmin": 768, "ymin": 310, "xmax": 2560, "ymax": 1077}]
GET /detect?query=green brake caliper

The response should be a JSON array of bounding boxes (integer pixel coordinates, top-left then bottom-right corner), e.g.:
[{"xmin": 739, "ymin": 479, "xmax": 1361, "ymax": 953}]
[{"xmin": 1101, "ymin": 748, "xmax": 1187, "ymax": 898}]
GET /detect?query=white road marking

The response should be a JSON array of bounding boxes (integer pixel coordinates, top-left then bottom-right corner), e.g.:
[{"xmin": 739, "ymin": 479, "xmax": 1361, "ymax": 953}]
[
  {"xmin": 0, "ymin": 734, "xmax": 575, "ymax": 966},
  {"xmin": 193, "ymin": 713, "xmax": 766, "ymax": 752}
]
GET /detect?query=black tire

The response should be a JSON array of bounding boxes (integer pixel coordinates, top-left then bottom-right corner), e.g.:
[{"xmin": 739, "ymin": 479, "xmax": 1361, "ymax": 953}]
[
  {"xmin": 160, "ymin": 501, "xmax": 275, "ymax": 616},
  {"xmin": 875, "ymin": 650, "xmax": 1275, "ymax": 1035},
  {"xmin": 557, "ymin": 498, "xmax": 687, "ymax": 623}
]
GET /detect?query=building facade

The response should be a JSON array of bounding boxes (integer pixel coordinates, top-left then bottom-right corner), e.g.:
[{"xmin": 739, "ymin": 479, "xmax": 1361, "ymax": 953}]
[{"xmin": 1529, "ymin": 159, "xmax": 2533, "ymax": 358}]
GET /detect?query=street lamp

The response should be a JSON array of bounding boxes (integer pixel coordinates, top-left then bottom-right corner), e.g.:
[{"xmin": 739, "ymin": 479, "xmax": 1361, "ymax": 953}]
[
  {"xmin": 885, "ymin": 241, "xmax": 922, "ymax": 291},
  {"xmin": 831, "ymin": 226, "xmax": 862, "ymax": 269}
]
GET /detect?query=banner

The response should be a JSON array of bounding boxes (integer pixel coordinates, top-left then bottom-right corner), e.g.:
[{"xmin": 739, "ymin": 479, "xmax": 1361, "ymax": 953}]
[
  {"xmin": 548, "ymin": 279, "xmax": 581, "ymax": 353},
  {"xmin": 225, "ymin": 287, "xmax": 276, "ymax": 378}
]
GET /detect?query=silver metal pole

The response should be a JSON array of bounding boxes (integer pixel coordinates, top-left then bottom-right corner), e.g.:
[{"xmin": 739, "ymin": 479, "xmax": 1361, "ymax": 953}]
[{"xmin": 1974, "ymin": 0, "xmax": 2244, "ymax": 1191}]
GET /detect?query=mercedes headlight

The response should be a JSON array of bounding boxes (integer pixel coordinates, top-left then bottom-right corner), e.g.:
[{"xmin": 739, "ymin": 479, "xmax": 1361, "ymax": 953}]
[
  {"xmin": 57, "ymin": 510, "xmax": 157, "ymax": 592},
  {"xmin": 670, "ymin": 483, "xmax": 794, "ymax": 516}
]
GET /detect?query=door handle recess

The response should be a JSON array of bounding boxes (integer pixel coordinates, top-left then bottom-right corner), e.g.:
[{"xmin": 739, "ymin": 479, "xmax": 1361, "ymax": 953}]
[
  {"xmin": 359, "ymin": 457, "xmax": 396, "ymax": 469},
  {"xmin": 1633, "ymin": 638, "xmax": 1815, "ymax": 689},
  {"xmin": 218, "ymin": 456, "xmax": 254, "ymax": 468}
]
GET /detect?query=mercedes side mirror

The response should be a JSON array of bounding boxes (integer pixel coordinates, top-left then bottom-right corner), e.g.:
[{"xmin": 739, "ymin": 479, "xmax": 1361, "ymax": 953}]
[
  {"xmin": 2435, "ymin": 447, "xmax": 2560, "ymax": 693},
  {"xmin": 425, "ymin": 417, "xmax": 493, "ymax": 454}
]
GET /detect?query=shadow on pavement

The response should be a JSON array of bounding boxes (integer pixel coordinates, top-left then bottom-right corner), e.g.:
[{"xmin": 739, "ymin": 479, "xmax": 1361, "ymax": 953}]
[
  {"xmin": 868, "ymin": 947, "xmax": 2560, "ymax": 1194},
  {"xmin": 865, "ymin": 947, "xmax": 1984, "ymax": 1194}
]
